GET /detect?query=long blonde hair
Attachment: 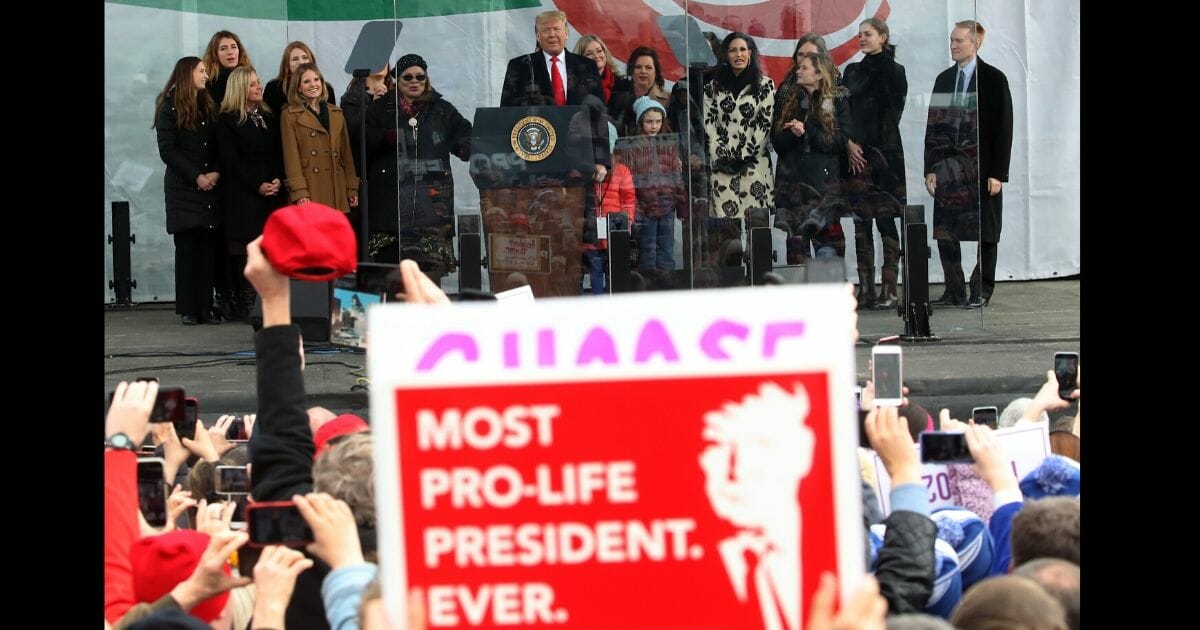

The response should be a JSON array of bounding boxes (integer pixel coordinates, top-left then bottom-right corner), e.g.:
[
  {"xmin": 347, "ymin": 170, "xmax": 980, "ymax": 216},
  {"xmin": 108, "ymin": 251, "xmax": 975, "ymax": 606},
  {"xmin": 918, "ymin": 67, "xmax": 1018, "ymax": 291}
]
[
  {"xmin": 573, "ymin": 35, "xmax": 621, "ymax": 78},
  {"xmin": 220, "ymin": 66, "xmax": 270, "ymax": 123}
]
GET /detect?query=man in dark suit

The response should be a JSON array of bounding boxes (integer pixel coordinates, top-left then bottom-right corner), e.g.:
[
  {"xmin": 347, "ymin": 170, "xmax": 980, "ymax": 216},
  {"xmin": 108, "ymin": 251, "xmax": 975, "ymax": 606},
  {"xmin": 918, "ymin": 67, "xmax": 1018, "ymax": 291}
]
[
  {"xmin": 500, "ymin": 10, "xmax": 605, "ymax": 109},
  {"xmin": 499, "ymin": 9, "xmax": 609, "ymax": 182},
  {"xmin": 923, "ymin": 20, "xmax": 1014, "ymax": 308}
]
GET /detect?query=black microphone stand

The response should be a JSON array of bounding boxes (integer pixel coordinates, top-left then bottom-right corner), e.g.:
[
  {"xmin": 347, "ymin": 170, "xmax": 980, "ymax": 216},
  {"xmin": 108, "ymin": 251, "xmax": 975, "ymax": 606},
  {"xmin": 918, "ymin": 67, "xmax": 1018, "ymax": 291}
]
[{"xmin": 352, "ymin": 68, "xmax": 371, "ymax": 262}]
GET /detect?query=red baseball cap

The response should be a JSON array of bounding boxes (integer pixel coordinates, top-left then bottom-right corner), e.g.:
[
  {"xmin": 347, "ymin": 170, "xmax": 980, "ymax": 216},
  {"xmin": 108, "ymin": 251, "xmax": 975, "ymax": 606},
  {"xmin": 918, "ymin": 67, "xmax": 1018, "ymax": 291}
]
[
  {"xmin": 313, "ymin": 414, "xmax": 370, "ymax": 458},
  {"xmin": 262, "ymin": 203, "xmax": 357, "ymax": 281}
]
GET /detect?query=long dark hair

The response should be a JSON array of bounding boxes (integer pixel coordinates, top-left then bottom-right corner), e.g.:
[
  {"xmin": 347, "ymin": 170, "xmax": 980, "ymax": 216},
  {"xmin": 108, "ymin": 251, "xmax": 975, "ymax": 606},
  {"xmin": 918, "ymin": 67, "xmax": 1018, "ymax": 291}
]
[
  {"xmin": 784, "ymin": 33, "xmax": 831, "ymax": 86},
  {"xmin": 714, "ymin": 32, "xmax": 762, "ymax": 92},
  {"xmin": 153, "ymin": 56, "xmax": 214, "ymax": 130}
]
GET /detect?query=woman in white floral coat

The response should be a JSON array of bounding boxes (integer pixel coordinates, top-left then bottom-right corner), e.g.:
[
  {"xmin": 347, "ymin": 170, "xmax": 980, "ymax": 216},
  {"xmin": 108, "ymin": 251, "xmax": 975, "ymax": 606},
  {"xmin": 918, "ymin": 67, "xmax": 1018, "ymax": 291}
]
[{"xmin": 703, "ymin": 32, "xmax": 775, "ymax": 219}]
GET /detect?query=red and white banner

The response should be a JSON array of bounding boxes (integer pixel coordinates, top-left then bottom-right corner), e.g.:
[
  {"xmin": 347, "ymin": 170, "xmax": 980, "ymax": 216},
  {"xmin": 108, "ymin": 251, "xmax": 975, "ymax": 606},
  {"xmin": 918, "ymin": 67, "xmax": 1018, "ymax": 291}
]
[{"xmin": 369, "ymin": 285, "xmax": 861, "ymax": 628}]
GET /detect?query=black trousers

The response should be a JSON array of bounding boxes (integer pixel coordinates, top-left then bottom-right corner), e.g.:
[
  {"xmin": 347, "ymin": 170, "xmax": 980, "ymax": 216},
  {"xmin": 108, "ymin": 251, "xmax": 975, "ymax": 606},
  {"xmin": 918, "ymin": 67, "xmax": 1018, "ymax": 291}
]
[
  {"xmin": 936, "ymin": 238, "xmax": 998, "ymax": 299},
  {"xmin": 173, "ymin": 228, "xmax": 219, "ymax": 316}
]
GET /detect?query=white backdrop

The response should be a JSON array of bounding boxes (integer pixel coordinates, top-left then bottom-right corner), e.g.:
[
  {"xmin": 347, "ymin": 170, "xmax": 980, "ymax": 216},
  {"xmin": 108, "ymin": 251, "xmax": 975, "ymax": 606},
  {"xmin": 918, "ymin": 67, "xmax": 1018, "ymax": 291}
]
[{"xmin": 103, "ymin": 0, "xmax": 1079, "ymax": 301}]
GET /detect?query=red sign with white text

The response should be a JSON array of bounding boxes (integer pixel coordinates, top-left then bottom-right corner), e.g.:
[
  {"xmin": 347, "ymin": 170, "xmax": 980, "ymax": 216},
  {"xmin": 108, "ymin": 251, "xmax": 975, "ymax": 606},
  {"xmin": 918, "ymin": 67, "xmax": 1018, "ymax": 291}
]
[{"xmin": 396, "ymin": 372, "xmax": 837, "ymax": 629}]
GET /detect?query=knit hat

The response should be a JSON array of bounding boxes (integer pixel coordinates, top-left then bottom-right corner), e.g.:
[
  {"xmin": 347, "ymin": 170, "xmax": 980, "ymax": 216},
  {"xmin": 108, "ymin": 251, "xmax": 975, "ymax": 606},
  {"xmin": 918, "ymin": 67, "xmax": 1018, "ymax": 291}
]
[
  {"xmin": 1019, "ymin": 454, "xmax": 1080, "ymax": 499},
  {"xmin": 931, "ymin": 506, "xmax": 994, "ymax": 589},
  {"xmin": 261, "ymin": 203, "xmax": 357, "ymax": 281},
  {"xmin": 313, "ymin": 414, "xmax": 370, "ymax": 457},
  {"xmin": 633, "ymin": 95, "xmax": 666, "ymax": 126},
  {"xmin": 868, "ymin": 524, "xmax": 962, "ymax": 619},
  {"xmin": 925, "ymin": 538, "xmax": 964, "ymax": 619},
  {"xmin": 130, "ymin": 530, "xmax": 230, "ymax": 623},
  {"xmin": 395, "ymin": 53, "xmax": 427, "ymax": 73}
]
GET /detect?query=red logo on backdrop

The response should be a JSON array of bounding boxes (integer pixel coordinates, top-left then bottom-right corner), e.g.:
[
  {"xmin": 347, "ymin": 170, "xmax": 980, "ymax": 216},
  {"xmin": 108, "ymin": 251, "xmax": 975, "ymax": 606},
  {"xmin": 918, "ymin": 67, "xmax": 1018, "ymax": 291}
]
[
  {"xmin": 554, "ymin": 0, "xmax": 891, "ymax": 83},
  {"xmin": 398, "ymin": 372, "xmax": 838, "ymax": 628}
]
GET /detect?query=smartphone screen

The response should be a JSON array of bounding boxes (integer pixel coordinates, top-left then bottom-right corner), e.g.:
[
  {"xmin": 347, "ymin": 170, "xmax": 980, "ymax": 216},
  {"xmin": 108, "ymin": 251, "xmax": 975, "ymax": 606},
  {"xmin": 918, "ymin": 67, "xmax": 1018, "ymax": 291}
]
[
  {"xmin": 226, "ymin": 417, "xmax": 248, "ymax": 442},
  {"xmin": 170, "ymin": 395, "xmax": 196, "ymax": 440},
  {"xmin": 216, "ymin": 466, "xmax": 251, "ymax": 494},
  {"xmin": 247, "ymin": 502, "xmax": 314, "ymax": 547},
  {"xmin": 229, "ymin": 494, "xmax": 248, "ymax": 529},
  {"xmin": 151, "ymin": 387, "xmax": 186, "ymax": 424},
  {"xmin": 872, "ymin": 349, "xmax": 903, "ymax": 405},
  {"xmin": 1054, "ymin": 352, "xmax": 1079, "ymax": 400},
  {"xmin": 137, "ymin": 458, "xmax": 168, "ymax": 527},
  {"xmin": 920, "ymin": 432, "xmax": 974, "ymax": 463},
  {"xmin": 107, "ymin": 386, "xmax": 186, "ymax": 424},
  {"xmin": 971, "ymin": 406, "xmax": 998, "ymax": 430}
]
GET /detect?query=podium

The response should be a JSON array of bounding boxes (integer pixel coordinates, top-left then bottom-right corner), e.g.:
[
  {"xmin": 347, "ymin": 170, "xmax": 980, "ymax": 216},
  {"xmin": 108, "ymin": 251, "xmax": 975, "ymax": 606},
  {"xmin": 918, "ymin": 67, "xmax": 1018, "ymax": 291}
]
[{"xmin": 469, "ymin": 106, "xmax": 600, "ymax": 297}]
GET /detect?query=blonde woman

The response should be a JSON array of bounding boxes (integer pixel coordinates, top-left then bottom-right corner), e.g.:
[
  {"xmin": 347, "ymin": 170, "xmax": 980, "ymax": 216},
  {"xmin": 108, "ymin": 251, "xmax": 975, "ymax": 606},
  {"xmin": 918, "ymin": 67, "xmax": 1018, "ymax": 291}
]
[
  {"xmin": 279, "ymin": 62, "xmax": 358, "ymax": 213},
  {"xmin": 217, "ymin": 66, "xmax": 284, "ymax": 318},
  {"xmin": 573, "ymin": 35, "xmax": 622, "ymax": 104}
]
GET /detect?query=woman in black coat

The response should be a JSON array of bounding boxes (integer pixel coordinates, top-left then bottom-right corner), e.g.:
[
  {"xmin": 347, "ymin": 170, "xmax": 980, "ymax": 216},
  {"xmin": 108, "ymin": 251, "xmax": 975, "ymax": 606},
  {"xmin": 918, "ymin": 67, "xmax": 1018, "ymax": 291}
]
[
  {"xmin": 362, "ymin": 54, "xmax": 471, "ymax": 281},
  {"xmin": 842, "ymin": 18, "xmax": 908, "ymax": 308},
  {"xmin": 202, "ymin": 30, "xmax": 254, "ymax": 121},
  {"xmin": 216, "ymin": 66, "xmax": 284, "ymax": 319},
  {"xmin": 772, "ymin": 52, "xmax": 853, "ymax": 260},
  {"xmin": 154, "ymin": 56, "xmax": 222, "ymax": 325}
]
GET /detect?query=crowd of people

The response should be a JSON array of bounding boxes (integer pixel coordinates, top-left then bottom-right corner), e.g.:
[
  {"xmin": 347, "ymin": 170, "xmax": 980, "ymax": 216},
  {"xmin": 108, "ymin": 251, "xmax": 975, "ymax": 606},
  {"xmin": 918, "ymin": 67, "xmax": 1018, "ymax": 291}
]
[
  {"xmin": 105, "ymin": 231, "xmax": 1081, "ymax": 628},
  {"xmin": 153, "ymin": 9, "xmax": 1012, "ymax": 309}
]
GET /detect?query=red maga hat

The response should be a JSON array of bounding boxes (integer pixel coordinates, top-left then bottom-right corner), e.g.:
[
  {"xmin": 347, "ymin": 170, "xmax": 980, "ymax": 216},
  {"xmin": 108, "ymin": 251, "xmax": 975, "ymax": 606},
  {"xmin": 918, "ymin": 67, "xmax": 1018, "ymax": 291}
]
[{"xmin": 262, "ymin": 203, "xmax": 357, "ymax": 281}]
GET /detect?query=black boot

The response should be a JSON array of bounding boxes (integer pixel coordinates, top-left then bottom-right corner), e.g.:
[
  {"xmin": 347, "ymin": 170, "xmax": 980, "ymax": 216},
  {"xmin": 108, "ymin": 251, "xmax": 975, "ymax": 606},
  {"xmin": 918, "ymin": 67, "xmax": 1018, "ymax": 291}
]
[
  {"xmin": 212, "ymin": 291, "xmax": 237, "ymax": 323},
  {"xmin": 873, "ymin": 236, "xmax": 901, "ymax": 310},
  {"xmin": 237, "ymin": 286, "xmax": 258, "ymax": 322},
  {"xmin": 855, "ymin": 265, "xmax": 877, "ymax": 310}
]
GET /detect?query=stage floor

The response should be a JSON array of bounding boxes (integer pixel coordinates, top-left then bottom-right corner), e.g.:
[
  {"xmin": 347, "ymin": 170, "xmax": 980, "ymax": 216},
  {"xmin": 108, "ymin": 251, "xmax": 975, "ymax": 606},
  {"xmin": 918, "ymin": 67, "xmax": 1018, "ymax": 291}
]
[{"xmin": 104, "ymin": 278, "xmax": 1079, "ymax": 424}]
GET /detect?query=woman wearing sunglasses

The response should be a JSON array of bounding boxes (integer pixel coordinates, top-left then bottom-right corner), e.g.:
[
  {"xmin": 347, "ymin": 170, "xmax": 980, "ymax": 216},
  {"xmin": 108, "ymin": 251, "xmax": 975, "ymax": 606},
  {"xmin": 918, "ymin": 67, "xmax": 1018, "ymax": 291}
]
[{"xmin": 361, "ymin": 54, "xmax": 472, "ymax": 282}]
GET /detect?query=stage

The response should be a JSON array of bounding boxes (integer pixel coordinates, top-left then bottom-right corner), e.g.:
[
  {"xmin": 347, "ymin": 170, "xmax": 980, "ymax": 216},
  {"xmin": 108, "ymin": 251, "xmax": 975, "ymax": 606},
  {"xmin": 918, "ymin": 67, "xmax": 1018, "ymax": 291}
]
[{"xmin": 104, "ymin": 278, "xmax": 1079, "ymax": 425}]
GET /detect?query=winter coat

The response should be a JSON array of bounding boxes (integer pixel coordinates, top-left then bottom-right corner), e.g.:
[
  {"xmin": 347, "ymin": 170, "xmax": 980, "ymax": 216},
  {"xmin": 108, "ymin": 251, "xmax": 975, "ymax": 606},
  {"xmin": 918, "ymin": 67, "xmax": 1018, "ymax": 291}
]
[
  {"xmin": 215, "ymin": 108, "xmax": 285, "ymax": 240},
  {"xmin": 155, "ymin": 95, "xmax": 221, "ymax": 233},
  {"xmin": 280, "ymin": 101, "xmax": 359, "ymax": 212}
]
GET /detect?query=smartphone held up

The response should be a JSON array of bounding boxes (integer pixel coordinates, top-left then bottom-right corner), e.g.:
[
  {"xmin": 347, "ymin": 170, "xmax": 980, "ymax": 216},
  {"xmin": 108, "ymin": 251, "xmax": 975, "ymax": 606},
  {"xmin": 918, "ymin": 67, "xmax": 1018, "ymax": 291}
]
[
  {"xmin": 872, "ymin": 345, "xmax": 903, "ymax": 407},
  {"xmin": 1054, "ymin": 352, "xmax": 1079, "ymax": 401}
]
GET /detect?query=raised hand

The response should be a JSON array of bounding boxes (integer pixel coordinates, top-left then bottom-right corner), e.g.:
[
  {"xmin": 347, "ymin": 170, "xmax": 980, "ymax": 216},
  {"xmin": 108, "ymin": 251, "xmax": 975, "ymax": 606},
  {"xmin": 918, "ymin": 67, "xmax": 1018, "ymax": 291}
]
[
  {"xmin": 807, "ymin": 573, "xmax": 887, "ymax": 630},
  {"xmin": 293, "ymin": 492, "xmax": 364, "ymax": 570},
  {"xmin": 251, "ymin": 545, "xmax": 314, "ymax": 629},
  {"xmin": 106, "ymin": 380, "xmax": 158, "ymax": 447}
]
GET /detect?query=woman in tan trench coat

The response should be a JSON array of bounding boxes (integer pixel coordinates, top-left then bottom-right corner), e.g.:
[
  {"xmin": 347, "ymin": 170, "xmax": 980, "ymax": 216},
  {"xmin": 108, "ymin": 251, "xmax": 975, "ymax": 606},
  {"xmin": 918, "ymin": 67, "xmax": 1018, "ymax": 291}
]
[{"xmin": 280, "ymin": 62, "xmax": 358, "ymax": 212}]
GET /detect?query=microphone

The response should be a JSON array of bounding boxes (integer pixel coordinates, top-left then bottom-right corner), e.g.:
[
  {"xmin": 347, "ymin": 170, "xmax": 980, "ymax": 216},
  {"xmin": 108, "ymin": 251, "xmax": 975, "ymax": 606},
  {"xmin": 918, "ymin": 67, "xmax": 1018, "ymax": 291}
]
[{"xmin": 524, "ymin": 52, "xmax": 546, "ymax": 106}]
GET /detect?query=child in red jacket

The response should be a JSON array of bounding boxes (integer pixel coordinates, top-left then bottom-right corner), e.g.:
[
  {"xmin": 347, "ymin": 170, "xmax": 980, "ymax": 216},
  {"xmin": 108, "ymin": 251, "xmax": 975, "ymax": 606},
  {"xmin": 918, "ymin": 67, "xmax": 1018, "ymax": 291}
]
[{"xmin": 583, "ymin": 121, "xmax": 636, "ymax": 294}]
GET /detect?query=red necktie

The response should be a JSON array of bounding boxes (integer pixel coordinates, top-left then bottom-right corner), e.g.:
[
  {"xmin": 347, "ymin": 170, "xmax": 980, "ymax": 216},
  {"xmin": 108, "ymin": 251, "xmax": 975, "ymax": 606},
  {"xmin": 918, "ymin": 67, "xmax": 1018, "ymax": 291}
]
[
  {"xmin": 744, "ymin": 549, "xmax": 767, "ymax": 629},
  {"xmin": 550, "ymin": 55, "xmax": 566, "ymax": 106}
]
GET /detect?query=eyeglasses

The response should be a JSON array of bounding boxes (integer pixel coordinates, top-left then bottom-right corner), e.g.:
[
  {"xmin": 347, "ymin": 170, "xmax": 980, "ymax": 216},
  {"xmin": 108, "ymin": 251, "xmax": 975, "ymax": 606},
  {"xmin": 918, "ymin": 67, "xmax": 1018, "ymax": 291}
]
[{"xmin": 401, "ymin": 73, "xmax": 426, "ymax": 82}]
